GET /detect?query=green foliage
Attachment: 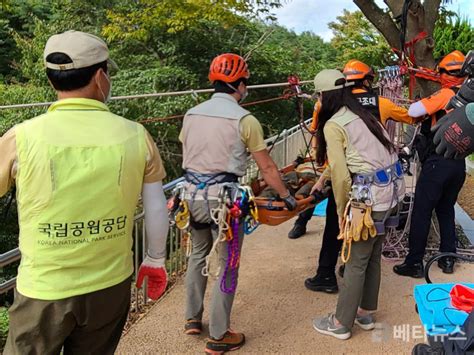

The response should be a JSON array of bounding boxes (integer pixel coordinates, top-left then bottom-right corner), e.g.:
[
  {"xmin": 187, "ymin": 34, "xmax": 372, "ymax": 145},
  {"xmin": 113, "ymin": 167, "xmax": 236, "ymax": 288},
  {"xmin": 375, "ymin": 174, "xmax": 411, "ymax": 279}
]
[
  {"xmin": 0, "ymin": 19, "xmax": 15, "ymax": 81},
  {"xmin": 328, "ymin": 10, "xmax": 394, "ymax": 69},
  {"xmin": 0, "ymin": 83, "xmax": 54, "ymax": 135},
  {"xmin": 329, "ymin": 8, "xmax": 473, "ymax": 71},
  {"xmin": 103, "ymin": 0, "xmax": 282, "ymax": 39},
  {"xmin": 0, "ymin": 3, "xmax": 332, "ymax": 179},
  {"xmin": 0, "ymin": 0, "xmax": 51, "ymax": 82},
  {"xmin": 0, "ymin": 307, "xmax": 8, "ymax": 349},
  {"xmin": 433, "ymin": 13, "xmax": 474, "ymax": 59}
]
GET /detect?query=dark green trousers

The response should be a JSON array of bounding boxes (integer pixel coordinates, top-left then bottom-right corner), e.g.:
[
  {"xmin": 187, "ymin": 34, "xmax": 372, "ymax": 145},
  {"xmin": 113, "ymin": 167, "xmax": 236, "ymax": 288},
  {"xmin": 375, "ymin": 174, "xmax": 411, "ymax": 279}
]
[
  {"xmin": 4, "ymin": 276, "xmax": 131, "ymax": 355},
  {"xmin": 335, "ymin": 210, "xmax": 389, "ymax": 328}
]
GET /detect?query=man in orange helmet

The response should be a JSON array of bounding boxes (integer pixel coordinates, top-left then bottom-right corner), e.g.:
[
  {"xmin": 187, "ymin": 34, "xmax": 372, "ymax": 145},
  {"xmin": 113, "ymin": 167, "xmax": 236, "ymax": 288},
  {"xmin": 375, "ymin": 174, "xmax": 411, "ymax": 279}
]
[
  {"xmin": 180, "ymin": 53, "xmax": 295, "ymax": 354},
  {"xmin": 343, "ymin": 59, "xmax": 420, "ymax": 126},
  {"xmin": 394, "ymin": 50, "xmax": 467, "ymax": 278}
]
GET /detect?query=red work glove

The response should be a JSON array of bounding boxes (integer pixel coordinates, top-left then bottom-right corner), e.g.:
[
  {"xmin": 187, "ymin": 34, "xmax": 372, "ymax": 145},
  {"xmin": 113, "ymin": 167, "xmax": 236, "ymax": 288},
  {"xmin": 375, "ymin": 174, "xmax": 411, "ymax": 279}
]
[{"xmin": 136, "ymin": 256, "xmax": 168, "ymax": 300}]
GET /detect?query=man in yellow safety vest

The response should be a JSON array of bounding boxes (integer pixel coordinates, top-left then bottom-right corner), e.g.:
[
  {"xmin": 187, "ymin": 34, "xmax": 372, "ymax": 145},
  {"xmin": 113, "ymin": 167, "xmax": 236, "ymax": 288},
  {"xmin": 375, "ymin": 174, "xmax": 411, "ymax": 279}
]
[{"xmin": 0, "ymin": 30, "xmax": 169, "ymax": 354}]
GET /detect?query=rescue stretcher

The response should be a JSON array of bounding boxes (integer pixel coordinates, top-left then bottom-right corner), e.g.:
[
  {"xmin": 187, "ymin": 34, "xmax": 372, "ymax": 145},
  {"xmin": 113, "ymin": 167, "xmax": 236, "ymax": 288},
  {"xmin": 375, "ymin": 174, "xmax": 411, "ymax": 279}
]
[{"xmin": 250, "ymin": 158, "xmax": 327, "ymax": 226}]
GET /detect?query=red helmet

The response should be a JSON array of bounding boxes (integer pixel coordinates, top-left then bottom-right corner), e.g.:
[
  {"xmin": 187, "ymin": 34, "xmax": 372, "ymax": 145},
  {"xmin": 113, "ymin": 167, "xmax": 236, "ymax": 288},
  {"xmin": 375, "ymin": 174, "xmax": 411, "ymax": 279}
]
[
  {"xmin": 438, "ymin": 50, "xmax": 465, "ymax": 73},
  {"xmin": 343, "ymin": 59, "xmax": 374, "ymax": 81},
  {"xmin": 208, "ymin": 53, "xmax": 250, "ymax": 83}
]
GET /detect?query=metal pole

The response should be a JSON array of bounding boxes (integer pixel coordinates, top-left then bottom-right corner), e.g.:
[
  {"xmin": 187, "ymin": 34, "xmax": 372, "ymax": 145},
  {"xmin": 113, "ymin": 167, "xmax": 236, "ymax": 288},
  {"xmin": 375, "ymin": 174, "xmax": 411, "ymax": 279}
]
[
  {"xmin": 0, "ymin": 80, "xmax": 313, "ymax": 110},
  {"xmin": 134, "ymin": 218, "xmax": 140, "ymax": 312},
  {"xmin": 0, "ymin": 248, "xmax": 20, "ymax": 267},
  {"xmin": 0, "ymin": 278, "xmax": 17, "ymax": 294},
  {"xmin": 141, "ymin": 218, "xmax": 148, "ymax": 306},
  {"xmin": 174, "ymin": 226, "xmax": 179, "ymax": 275}
]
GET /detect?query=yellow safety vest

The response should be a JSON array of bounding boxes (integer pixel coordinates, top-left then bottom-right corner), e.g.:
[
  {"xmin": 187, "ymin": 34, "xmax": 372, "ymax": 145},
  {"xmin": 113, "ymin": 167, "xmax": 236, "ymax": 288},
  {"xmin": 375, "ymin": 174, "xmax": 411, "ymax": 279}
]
[{"xmin": 15, "ymin": 98, "xmax": 147, "ymax": 300}]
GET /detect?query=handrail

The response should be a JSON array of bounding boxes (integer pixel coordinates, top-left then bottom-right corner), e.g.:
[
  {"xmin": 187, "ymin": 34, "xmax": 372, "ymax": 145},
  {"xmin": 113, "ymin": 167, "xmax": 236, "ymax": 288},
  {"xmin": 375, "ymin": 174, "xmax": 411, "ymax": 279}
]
[
  {"xmin": 0, "ymin": 248, "xmax": 20, "ymax": 268},
  {"xmin": 0, "ymin": 80, "xmax": 313, "ymax": 110}
]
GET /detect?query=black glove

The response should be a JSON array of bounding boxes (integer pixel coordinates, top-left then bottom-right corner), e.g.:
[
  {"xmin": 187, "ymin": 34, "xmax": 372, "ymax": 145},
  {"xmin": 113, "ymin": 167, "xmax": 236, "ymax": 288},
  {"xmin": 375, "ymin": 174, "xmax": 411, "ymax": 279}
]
[
  {"xmin": 311, "ymin": 185, "xmax": 331, "ymax": 204},
  {"xmin": 293, "ymin": 156, "xmax": 305, "ymax": 166},
  {"xmin": 280, "ymin": 193, "xmax": 297, "ymax": 211},
  {"xmin": 432, "ymin": 104, "xmax": 474, "ymax": 159}
]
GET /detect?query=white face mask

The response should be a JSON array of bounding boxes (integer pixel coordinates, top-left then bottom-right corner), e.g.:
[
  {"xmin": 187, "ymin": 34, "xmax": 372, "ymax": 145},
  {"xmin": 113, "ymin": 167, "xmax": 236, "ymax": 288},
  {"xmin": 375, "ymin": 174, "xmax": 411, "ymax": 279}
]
[
  {"xmin": 239, "ymin": 87, "xmax": 248, "ymax": 103},
  {"xmin": 225, "ymin": 82, "xmax": 248, "ymax": 103},
  {"xmin": 98, "ymin": 71, "xmax": 112, "ymax": 103}
]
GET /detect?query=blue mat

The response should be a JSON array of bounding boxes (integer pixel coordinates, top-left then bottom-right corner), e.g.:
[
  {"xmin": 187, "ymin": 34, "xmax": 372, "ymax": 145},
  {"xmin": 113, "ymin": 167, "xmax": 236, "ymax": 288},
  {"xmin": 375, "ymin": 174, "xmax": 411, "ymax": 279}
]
[
  {"xmin": 313, "ymin": 198, "xmax": 328, "ymax": 217},
  {"xmin": 414, "ymin": 283, "xmax": 474, "ymax": 335}
]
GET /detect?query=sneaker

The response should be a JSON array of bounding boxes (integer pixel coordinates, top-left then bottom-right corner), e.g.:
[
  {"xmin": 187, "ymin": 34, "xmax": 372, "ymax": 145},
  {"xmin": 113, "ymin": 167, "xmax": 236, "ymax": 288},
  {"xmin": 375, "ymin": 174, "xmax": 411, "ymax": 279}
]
[
  {"xmin": 355, "ymin": 313, "xmax": 375, "ymax": 330},
  {"xmin": 288, "ymin": 223, "xmax": 306, "ymax": 239},
  {"xmin": 411, "ymin": 343, "xmax": 444, "ymax": 355},
  {"xmin": 205, "ymin": 330, "xmax": 245, "ymax": 354},
  {"xmin": 304, "ymin": 273, "xmax": 338, "ymax": 293},
  {"xmin": 312, "ymin": 314, "xmax": 351, "ymax": 340},
  {"xmin": 393, "ymin": 262, "xmax": 424, "ymax": 278},
  {"xmin": 184, "ymin": 319, "xmax": 202, "ymax": 335}
]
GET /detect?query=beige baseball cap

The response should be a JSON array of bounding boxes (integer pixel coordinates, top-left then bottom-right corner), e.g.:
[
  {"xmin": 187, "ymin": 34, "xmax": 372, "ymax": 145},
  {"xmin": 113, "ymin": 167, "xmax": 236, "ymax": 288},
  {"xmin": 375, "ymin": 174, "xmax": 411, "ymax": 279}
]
[
  {"xmin": 44, "ymin": 30, "xmax": 118, "ymax": 71},
  {"xmin": 313, "ymin": 69, "xmax": 353, "ymax": 93}
]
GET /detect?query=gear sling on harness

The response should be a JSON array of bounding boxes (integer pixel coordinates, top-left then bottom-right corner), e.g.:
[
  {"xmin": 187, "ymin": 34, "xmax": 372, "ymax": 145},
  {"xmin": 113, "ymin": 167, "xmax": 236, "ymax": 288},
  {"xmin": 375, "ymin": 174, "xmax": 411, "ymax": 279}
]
[
  {"xmin": 182, "ymin": 171, "xmax": 259, "ymax": 294},
  {"xmin": 338, "ymin": 161, "xmax": 403, "ymax": 263}
]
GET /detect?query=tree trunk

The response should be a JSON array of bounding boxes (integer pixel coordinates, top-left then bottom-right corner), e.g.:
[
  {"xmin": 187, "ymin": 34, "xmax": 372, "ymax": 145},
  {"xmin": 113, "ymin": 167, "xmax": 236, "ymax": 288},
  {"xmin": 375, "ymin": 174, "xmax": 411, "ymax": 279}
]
[{"xmin": 354, "ymin": 0, "xmax": 442, "ymax": 97}]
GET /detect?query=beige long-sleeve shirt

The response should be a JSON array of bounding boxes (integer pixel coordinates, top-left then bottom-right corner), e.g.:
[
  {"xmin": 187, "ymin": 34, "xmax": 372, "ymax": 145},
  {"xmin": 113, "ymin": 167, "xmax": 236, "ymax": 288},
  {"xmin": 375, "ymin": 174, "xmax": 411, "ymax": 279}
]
[{"xmin": 323, "ymin": 107, "xmax": 404, "ymax": 217}]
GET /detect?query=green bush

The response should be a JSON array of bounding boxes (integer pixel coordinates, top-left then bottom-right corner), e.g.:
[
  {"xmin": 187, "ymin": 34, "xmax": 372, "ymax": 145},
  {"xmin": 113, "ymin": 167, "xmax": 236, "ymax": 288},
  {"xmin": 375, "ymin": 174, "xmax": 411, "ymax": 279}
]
[{"xmin": 0, "ymin": 307, "xmax": 8, "ymax": 349}]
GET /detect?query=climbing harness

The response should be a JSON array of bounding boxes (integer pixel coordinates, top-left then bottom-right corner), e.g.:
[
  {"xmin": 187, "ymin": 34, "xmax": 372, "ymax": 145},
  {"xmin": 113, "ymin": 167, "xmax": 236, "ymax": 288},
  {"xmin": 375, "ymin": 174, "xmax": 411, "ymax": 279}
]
[
  {"xmin": 219, "ymin": 186, "xmax": 260, "ymax": 294},
  {"xmin": 338, "ymin": 162, "xmax": 404, "ymax": 263},
  {"xmin": 201, "ymin": 184, "xmax": 259, "ymax": 294},
  {"xmin": 220, "ymin": 199, "xmax": 243, "ymax": 294},
  {"xmin": 174, "ymin": 177, "xmax": 259, "ymax": 295},
  {"xmin": 169, "ymin": 182, "xmax": 193, "ymax": 257}
]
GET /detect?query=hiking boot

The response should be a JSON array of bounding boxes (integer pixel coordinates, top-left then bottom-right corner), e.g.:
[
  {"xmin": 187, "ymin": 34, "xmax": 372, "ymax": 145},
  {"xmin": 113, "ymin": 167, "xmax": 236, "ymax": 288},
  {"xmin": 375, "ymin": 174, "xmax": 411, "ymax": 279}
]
[
  {"xmin": 393, "ymin": 262, "xmax": 424, "ymax": 278},
  {"xmin": 304, "ymin": 273, "xmax": 338, "ymax": 293},
  {"xmin": 288, "ymin": 223, "xmax": 306, "ymax": 239},
  {"xmin": 205, "ymin": 330, "xmax": 245, "ymax": 354},
  {"xmin": 184, "ymin": 319, "xmax": 202, "ymax": 335},
  {"xmin": 437, "ymin": 256, "xmax": 455, "ymax": 274},
  {"xmin": 355, "ymin": 313, "xmax": 376, "ymax": 330},
  {"xmin": 313, "ymin": 314, "xmax": 351, "ymax": 340}
]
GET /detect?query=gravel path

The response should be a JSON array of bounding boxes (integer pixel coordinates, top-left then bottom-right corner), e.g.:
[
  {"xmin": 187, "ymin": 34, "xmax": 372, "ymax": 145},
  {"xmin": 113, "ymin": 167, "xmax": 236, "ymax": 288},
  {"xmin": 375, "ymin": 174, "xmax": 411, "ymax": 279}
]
[{"xmin": 118, "ymin": 217, "xmax": 473, "ymax": 354}]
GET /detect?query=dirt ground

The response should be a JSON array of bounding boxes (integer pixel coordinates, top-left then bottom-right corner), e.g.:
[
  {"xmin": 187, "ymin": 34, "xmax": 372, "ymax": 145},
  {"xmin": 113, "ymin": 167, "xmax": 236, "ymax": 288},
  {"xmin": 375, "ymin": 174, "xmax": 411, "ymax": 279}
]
[
  {"xmin": 458, "ymin": 174, "xmax": 474, "ymax": 219},
  {"xmin": 117, "ymin": 217, "xmax": 473, "ymax": 355}
]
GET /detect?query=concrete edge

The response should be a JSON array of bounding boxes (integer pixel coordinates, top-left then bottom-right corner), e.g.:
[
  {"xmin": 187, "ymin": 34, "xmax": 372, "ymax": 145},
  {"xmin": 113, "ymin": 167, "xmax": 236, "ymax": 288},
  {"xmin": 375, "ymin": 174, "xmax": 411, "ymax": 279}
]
[{"xmin": 455, "ymin": 202, "xmax": 474, "ymax": 245}]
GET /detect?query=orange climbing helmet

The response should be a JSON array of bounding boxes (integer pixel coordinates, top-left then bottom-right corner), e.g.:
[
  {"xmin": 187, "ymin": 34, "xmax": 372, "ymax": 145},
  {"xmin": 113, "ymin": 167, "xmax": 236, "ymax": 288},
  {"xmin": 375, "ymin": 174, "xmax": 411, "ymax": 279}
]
[
  {"xmin": 438, "ymin": 50, "xmax": 465, "ymax": 73},
  {"xmin": 343, "ymin": 59, "xmax": 374, "ymax": 81},
  {"xmin": 208, "ymin": 53, "xmax": 250, "ymax": 83}
]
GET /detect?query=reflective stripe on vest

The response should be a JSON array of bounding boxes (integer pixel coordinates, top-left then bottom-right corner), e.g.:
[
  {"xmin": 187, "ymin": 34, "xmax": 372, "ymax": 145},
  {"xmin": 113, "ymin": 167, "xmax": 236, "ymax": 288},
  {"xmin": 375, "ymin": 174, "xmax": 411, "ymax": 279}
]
[{"xmin": 15, "ymin": 100, "xmax": 147, "ymax": 300}]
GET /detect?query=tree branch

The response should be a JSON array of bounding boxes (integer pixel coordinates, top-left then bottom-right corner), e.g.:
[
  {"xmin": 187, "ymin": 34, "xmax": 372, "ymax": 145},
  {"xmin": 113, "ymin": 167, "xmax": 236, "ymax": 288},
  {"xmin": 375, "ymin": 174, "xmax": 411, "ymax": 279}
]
[
  {"xmin": 383, "ymin": 0, "xmax": 404, "ymax": 19},
  {"xmin": 353, "ymin": 0, "xmax": 401, "ymax": 50},
  {"xmin": 423, "ymin": 0, "xmax": 442, "ymax": 35}
]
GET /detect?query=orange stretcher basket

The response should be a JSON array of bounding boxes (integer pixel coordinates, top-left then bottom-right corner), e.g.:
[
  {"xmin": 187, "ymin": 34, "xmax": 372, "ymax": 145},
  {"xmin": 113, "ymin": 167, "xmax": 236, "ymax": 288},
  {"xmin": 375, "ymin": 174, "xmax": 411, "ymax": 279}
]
[
  {"xmin": 254, "ymin": 196, "xmax": 316, "ymax": 226},
  {"xmin": 250, "ymin": 158, "xmax": 325, "ymax": 226}
]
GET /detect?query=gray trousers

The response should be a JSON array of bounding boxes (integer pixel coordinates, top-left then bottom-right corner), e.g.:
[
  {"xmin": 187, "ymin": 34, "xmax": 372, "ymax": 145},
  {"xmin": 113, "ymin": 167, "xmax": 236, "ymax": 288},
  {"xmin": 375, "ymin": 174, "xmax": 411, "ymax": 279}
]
[
  {"xmin": 335, "ymin": 210, "xmax": 389, "ymax": 328},
  {"xmin": 185, "ymin": 200, "xmax": 245, "ymax": 339}
]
